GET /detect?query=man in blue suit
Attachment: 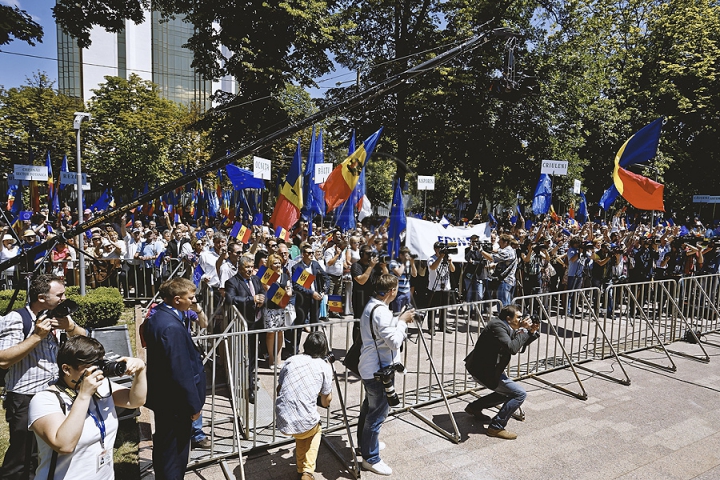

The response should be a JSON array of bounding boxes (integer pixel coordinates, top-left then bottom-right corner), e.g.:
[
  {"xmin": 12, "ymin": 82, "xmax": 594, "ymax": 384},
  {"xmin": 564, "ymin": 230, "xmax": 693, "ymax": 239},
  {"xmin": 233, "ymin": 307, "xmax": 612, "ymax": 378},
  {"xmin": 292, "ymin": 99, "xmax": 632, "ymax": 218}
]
[{"xmin": 144, "ymin": 277, "xmax": 206, "ymax": 480}]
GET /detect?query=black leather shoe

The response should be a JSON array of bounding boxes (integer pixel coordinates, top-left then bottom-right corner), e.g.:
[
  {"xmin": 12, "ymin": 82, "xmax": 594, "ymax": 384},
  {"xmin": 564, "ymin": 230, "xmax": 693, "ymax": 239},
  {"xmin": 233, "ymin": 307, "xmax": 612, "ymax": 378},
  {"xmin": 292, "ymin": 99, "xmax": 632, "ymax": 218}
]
[{"xmin": 464, "ymin": 404, "xmax": 491, "ymax": 423}]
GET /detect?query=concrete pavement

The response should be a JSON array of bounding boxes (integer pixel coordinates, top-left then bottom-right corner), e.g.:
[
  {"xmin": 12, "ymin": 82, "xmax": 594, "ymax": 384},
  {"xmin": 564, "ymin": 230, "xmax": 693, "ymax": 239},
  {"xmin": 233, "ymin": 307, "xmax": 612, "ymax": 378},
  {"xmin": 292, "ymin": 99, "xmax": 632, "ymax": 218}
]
[{"xmin": 139, "ymin": 333, "xmax": 720, "ymax": 480}]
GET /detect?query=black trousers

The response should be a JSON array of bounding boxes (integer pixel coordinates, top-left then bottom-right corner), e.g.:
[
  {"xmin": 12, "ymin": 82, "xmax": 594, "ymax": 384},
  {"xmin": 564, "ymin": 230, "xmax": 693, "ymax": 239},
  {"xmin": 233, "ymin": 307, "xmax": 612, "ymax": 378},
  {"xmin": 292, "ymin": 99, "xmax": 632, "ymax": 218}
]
[
  {"xmin": 1, "ymin": 392, "xmax": 37, "ymax": 480},
  {"xmin": 152, "ymin": 410, "xmax": 192, "ymax": 480}
]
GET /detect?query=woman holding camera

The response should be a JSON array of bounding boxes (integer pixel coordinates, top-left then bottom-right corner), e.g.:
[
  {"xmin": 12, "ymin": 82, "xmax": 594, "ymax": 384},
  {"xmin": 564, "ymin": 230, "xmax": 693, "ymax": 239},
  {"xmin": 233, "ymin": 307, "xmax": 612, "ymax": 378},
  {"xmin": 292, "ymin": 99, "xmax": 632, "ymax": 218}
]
[
  {"xmin": 357, "ymin": 274, "xmax": 415, "ymax": 476},
  {"xmin": 28, "ymin": 336, "xmax": 147, "ymax": 479}
]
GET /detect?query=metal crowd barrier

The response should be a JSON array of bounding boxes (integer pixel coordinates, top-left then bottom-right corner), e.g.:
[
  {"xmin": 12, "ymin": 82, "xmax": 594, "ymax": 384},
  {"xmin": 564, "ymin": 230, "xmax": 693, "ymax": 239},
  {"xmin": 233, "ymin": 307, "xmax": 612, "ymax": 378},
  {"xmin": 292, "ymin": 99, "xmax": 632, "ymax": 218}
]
[
  {"xmin": 121, "ymin": 258, "xmax": 183, "ymax": 301},
  {"xmin": 679, "ymin": 274, "xmax": 720, "ymax": 341},
  {"xmin": 178, "ymin": 274, "xmax": 720, "ymax": 479}
]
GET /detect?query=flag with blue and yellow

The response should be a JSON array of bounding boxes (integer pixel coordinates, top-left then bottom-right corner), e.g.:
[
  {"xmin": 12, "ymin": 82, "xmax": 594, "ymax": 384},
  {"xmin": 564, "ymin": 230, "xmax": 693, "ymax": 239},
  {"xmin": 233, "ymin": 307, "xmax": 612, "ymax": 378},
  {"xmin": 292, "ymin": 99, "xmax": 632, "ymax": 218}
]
[
  {"xmin": 292, "ymin": 268, "xmax": 315, "ymax": 289},
  {"xmin": 267, "ymin": 283, "xmax": 290, "ymax": 308},
  {"xmin": 256, "ymin": 265, "xmax": 280, "ymax": 285},
  {"xmin": 270, "ymin": 139, "xmax": 303, "ymax": 230}
]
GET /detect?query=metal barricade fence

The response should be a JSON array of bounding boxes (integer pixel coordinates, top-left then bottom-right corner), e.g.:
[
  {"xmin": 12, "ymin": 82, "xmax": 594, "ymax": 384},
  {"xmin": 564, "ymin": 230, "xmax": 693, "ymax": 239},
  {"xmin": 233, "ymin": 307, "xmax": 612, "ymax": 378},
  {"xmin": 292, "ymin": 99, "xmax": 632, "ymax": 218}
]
[
  {"xmin": 122, "ymin": 258, "xmax": 183, "ymax": 302},
  {"xmin": 179, "ymin": 278, "xmax": 719, "ymax": 477},
  {"xmin": 679, "ymin": 273, "xmax": 720, "ymax": 338},
  {"xmin": 512, "ymin": 288, "xmax": 631, "ymax": 399},
  {"xmin": 600, "ymin": 279, "xmax": 709, "ymax": 368}
]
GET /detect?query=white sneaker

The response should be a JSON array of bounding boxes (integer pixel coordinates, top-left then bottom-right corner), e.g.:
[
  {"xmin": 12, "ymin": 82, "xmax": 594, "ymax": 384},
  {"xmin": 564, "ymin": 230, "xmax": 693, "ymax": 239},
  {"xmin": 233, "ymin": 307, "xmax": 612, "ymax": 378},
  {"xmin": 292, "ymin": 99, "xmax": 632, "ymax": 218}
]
[
  {"xmin": 362, "ymin": 459, "xmax": 392, "ymax": 476},
  {"xmin": 379, "ymin": 441, "xmax": 386, "ymax": 451}
]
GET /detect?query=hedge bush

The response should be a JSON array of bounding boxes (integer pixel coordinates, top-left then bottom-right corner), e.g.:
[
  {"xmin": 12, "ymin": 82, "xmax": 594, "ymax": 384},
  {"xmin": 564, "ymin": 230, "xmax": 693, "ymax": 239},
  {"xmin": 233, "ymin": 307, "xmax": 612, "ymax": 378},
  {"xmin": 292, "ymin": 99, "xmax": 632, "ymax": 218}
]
[
  {"xmin": 67, "ymin": 287, "xmax": 124, "ymax": 329},
  {"xmin": 0, "ymin": 290, "xmax": 27, "ymax": 314},
  {"xmin": 0, "ymin": 286, "xmax": 123, "ymax": 329}
]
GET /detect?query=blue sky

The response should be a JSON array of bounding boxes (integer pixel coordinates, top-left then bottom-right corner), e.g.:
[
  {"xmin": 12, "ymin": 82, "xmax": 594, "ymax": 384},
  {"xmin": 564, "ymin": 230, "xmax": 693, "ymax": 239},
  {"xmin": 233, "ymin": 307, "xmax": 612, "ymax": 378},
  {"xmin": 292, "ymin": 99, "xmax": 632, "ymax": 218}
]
[
  {"xmin": 0, "ymin": 0, "xmax": 59, "ymax": 89},
  {"xmin": 0, "ymin": 0, "xmax": 355, "ymax": 97}
]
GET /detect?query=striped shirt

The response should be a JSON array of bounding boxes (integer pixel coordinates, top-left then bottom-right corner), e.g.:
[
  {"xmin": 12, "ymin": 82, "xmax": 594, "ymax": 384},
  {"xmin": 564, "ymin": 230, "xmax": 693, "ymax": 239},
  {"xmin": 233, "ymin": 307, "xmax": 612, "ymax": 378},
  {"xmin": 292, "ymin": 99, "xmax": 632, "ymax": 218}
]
[{"xmin": 0, "ymin": 307, "xmax": 59, "ymax": 395}]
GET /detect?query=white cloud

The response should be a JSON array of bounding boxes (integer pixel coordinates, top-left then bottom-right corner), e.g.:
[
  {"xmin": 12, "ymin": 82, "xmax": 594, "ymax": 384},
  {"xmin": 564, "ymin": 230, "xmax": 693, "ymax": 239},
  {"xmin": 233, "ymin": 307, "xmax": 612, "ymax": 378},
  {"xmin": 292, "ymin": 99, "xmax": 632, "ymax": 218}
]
[{"xmin": 0, "ymin": 0, "xmax": 23, "ymax": 8}]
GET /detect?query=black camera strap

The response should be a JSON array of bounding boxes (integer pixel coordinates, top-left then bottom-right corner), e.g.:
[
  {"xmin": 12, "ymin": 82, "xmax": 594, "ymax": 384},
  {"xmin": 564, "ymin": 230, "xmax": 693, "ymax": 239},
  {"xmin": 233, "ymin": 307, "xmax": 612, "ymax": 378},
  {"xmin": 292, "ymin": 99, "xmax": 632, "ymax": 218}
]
[{"xmin": 367, "ymin": 304, "xmax": 385, "ymax": 368}]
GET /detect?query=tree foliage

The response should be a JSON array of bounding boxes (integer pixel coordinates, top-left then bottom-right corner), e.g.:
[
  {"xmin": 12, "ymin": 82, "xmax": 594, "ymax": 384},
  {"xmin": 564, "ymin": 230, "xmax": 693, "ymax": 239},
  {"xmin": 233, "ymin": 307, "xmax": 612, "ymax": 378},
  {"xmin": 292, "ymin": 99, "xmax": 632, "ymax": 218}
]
[
  {"xmin": 0, "ymin": 5, "xmax": 43, "ymax": 46},
  {"xmin": 84, "ymin": 74, "xmax": 209, "ymax": 199},
  {"xmin": 0, "ymin": 73, "xmax": 82, "ymax": 171}
]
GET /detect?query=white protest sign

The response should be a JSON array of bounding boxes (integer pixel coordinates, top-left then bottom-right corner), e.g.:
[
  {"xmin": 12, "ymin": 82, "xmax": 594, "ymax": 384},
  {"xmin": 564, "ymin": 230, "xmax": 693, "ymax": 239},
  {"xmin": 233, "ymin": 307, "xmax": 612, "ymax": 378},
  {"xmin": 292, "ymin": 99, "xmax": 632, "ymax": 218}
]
[
  {"xmin": 314, "ymin": 163, "xmax": 332, "ymax": 184},
  {"xmin": 60, "ymin": 171, "xmax": 89, "ymax": 186},
  {"xmin": 253, "ymin": 156, "xmax": 271, "ymax": 180},
  {"xmin": 417, "ymin": 175, "xmax": 435, "ymax": 191},
  {"xmin": 405, "ymin": 217, "xmax": 491, "ymax": 261},
  {"xmin": 573, "ymin": 179, "xmax": 581, "ymax": 194},
  {"xmin": 13, "ymin": 164, "xmax": 48, "ymax": 181},
  {"xmin": 541, "ymin": 160, "xmax": 568, "ymax": 176}
]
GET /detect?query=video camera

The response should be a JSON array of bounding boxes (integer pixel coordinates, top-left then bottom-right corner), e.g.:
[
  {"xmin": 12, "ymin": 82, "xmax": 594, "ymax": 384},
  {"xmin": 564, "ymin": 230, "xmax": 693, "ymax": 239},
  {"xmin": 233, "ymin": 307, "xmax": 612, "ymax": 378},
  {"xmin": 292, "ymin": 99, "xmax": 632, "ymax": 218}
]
[{"xmin": 438, "ymin": 242, "xmax": 458, "ymax": 255}]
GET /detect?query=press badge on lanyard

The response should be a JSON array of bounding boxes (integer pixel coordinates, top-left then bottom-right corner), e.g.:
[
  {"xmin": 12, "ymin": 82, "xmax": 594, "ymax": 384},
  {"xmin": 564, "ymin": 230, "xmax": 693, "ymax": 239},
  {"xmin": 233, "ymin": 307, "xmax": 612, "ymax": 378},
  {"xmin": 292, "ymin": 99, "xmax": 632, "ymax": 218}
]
[{"xmin": 88, "ymin": 398, "xmax": 111, "ymax": 472}]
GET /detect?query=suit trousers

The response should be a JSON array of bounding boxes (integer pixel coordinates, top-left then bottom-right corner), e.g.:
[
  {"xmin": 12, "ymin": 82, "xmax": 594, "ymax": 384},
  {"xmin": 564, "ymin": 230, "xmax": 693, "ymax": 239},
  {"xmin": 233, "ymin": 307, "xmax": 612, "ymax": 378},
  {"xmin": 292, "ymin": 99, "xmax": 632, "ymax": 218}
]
[
  {"xmin": 1, "ymin": 392, "xmax": 37, "ymax": 480},
  {"xmin": 152, "ymin": 410, "xmax": 193, "ymax": 480}
]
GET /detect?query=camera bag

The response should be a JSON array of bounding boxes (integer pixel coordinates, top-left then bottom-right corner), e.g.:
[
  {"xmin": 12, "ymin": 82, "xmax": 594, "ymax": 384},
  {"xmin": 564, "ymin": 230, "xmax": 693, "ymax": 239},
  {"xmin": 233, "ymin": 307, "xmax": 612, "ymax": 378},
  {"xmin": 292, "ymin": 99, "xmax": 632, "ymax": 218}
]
[{"xmin": 343, "ymin": 304, "xmax": 381, "ymax": 376}]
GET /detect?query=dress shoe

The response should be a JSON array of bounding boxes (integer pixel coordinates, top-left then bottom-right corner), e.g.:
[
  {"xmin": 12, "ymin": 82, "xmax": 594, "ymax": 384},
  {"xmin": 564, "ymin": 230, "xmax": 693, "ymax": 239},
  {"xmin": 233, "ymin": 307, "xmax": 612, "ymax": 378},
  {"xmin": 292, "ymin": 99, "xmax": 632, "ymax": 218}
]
[
  {"xmin": 464, "ymin": 404, "xmax": 491, "ymax": 423},
  {"xmin": 192, "ymin": 438, "xmax": 212, "ymax": 449},
  {"xmin": 486, "ymin": 427, "xmax": 517, "ymax": 440}
]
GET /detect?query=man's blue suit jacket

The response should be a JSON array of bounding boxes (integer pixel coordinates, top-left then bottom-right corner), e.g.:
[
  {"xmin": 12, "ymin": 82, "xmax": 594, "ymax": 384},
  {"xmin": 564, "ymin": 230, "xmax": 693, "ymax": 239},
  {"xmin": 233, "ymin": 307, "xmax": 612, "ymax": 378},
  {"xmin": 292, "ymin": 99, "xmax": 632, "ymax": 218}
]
[{"xmin": 144, "ymin": 303, "xmax": 206, "ymax": 416}]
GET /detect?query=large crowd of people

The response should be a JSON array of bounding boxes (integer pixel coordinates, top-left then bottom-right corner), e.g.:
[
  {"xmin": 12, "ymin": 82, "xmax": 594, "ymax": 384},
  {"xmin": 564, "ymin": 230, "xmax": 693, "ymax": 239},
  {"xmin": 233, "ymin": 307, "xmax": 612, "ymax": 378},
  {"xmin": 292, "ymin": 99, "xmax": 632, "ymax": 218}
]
[{"xmin": 2, "ymin": 203, "xmax": 720, "ymax": 478}]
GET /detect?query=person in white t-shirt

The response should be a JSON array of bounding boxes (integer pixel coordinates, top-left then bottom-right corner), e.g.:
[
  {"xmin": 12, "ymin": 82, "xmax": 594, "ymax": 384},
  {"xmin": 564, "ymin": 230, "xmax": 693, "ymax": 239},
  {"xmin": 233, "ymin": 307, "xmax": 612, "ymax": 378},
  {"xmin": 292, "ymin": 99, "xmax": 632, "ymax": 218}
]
[{"xmin": 28, "ymin": 336, "xmax": 147, "ymax": 480}]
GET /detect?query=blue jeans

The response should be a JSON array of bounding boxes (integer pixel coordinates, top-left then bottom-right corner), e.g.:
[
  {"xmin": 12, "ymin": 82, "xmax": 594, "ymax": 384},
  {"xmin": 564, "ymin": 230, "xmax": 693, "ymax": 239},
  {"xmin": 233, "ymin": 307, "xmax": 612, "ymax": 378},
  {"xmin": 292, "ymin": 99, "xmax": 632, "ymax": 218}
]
[
  {"xmin": 497, "ymin": 281, "xmax": 513, "ymax": 307},
  {"xmin": 464, "ymin": 278, "xmax": 485, "ymax": 303},
  {"xmin": 191, "ymin": 415, "xmax": 206, "ymax": 442},
  {"xmin": 567, "ymin": 275, "xmax": 583, "ymax": 314},
  {"xmin": 390, "ymin": 291, "xmax": 411, "ymax": 314},
  {"xmin": 468, "ymin": 374, "xmax": 527, "ymax": 430},
  {"xmin": 357, "ymin": 378, "xmax": 388, "ymax": 465}
]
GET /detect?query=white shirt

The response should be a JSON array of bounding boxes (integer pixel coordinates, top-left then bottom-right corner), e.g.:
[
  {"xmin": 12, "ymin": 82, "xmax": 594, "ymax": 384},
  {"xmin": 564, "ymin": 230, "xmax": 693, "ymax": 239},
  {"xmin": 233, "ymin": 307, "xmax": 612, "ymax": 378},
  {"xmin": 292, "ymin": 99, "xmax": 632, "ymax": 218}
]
[
  {"xmin": 198, "ymin": 249, "xmax": 221, "ymax": 287},
  {"xmin": 29, "ymin": 381, "xmax": 118, "ymax": 480},
  {"xmin": 358, "ymin": 298, "xmax": 407, "ymax": 380},
  {"xmin": 323, "ymin": 245, "xmax": 343, "ymax": 276}
]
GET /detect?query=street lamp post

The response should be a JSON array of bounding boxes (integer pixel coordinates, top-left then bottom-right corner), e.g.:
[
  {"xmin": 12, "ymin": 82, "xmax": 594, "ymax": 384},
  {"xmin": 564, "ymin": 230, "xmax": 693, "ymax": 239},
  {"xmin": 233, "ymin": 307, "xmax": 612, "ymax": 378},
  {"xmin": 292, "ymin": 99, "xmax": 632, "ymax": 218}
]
[{"xmin": 73, "ymin": 112, "xmax": 91, "ymax": 295}]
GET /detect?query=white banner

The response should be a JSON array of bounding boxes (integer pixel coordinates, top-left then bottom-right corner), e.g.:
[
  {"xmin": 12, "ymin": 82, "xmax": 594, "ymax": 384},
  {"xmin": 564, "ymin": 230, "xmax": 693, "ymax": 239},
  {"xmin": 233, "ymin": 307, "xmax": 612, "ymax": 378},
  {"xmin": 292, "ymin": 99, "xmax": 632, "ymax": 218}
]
[
  {"xmin": 405, "ymin": 217, "xmax": 491, "ymax": 261},
  {"xmin": 417, "ymin": 175, "xmax": 435, "ymax": 190},
  {"xmin": 573, "ymin": 179, "xmax": 581, "ymax": 194},
  {"xmin": 13, "ymin": 164, "xmax": 48, "ymax": 181},
  {"xmin": 60, "ymin": 171, "xmax": 89, "ymax": 185},
  {"xmin": 253, "ymin": 156, "xmax": 271, "ymax": 180},
  {"xmin": 541, "ymin": 160, "xmax": 568, "ymax": 176},
  {"xmin": 314, "ymin": 163, "xmax": 332, "ymax": 183}
]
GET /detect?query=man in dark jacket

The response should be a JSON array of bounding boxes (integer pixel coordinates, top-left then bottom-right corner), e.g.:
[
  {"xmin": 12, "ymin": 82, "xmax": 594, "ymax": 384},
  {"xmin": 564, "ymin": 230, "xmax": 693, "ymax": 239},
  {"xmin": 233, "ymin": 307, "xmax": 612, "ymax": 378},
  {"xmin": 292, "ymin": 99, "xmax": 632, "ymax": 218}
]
[
  {"xmin": 144, "ymin": 277, "xmax": 206, "ymax": 479},
  {"xmin": 225, "ymin": 255, "xmax": 266, "ymax": 403},
  {"xmin": 464, "ymin": 304, "xmax": 539, "ymax": 439}
]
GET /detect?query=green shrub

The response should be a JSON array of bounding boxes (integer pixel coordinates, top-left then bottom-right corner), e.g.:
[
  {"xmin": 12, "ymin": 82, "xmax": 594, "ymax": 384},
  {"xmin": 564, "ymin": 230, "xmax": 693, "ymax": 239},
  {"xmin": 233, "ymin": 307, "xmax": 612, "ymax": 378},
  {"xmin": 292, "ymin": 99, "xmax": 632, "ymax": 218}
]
[
  {"xmin": 66, "ymin": 287, "xmax": 124, "ymax": 329},
  {"xmin": 0, "ymin": 290, "xmax": 27, "ymax": 314}
]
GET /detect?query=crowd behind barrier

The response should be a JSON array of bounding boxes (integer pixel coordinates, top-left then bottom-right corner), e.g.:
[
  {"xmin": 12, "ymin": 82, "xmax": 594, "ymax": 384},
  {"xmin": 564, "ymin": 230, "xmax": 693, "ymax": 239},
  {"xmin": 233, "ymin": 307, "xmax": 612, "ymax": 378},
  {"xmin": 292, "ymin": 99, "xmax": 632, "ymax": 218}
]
[
  {"xmin": 3, "ymin": 205, "xmax": 720, "ymax": 478},
  {"xmin": 174, "ymin": 272, "xmax": 718, "ymax": 475}
]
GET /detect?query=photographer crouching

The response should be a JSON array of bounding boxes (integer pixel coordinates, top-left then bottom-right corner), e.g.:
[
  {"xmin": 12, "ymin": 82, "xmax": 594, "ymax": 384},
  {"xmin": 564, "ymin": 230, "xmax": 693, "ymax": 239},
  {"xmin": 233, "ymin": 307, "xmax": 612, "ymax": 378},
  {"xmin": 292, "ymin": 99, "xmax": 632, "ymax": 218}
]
[
  {"xmin": 357, "ymin": 274, "xmax": 415, "ymax": 476},
  {"xmin": 463, "ymin": 304, "xmax": 540, "ymax": 440}
]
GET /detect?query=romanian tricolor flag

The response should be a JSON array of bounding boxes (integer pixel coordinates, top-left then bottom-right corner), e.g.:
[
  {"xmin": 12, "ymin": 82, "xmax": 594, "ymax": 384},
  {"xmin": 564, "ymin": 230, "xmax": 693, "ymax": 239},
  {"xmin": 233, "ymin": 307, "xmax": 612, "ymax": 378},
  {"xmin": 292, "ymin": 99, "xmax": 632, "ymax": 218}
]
[
  {"xmin": 229, "ymin": 221, "xmax": 252, "ymax": 243},
  {"xmin": 274, "ymin": 226, "xmax": 290, "ymax": 242},
  {"xmin": 612, "ymin": 118, "xmax": 665, "ymax": 211},
  {"xmin": 267, "ymin": 283, "xmax": 290, "ymax": 308},
  {"xmin": 549, "ymin": 205, "xmax": 559, "ymax": 222},
  {"xmin": 292, "ymin": 267, "xmax": 315, "ymax": 289},
  {"xmin": 256, "ymin": 265, "xmax": 280, "ymax": 285},
  {"xmin": 328, "ymin": 295, "xmax": 343, "ymax": 313},
  {"xmin": 321, "ymin": 127, "xmax": 383, "ymax": 212},
  {"xmin": 270, "ymin": 139, "xmax": 303, "ymax": 230}
]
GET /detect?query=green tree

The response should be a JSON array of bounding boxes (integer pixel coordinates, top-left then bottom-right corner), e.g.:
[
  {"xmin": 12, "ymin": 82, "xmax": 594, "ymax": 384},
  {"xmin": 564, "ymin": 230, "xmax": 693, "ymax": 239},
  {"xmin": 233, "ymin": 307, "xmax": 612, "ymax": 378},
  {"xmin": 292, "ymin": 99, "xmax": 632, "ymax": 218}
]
[
  {"xmin": 0, "ymin": 4, "xmax": 43, "ymax": 46},
  {"xmin": 0, "ymin": 73, "xmax": 82, "ymax": 172},
  {"xmin": 84, "ymin": 74, "xmax": 209, "ymax": 199}
]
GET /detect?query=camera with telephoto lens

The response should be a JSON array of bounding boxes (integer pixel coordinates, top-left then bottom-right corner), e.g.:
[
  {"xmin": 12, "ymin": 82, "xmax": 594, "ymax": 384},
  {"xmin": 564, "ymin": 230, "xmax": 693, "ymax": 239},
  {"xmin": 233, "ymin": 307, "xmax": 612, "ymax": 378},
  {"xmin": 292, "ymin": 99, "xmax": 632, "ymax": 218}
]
[
  {"xmin": 438, "ymin": 242, "xmax": 459, "ymax": 255},
  {"xmin": 324, "ymin": 352, "xmax": 335, "ymax": 364},
  {"xmin": 93, "ymin": 358, "xmax": 127, "ymax": 377},
  {"xmin": 373, "ymin": 363, "xmax": 405, "ymax": 407},
  {"xmin": 478, "ymin": 241, "xmax": 494, "ymax": 253},
  {"xmin": 45, "ymin": 299, "xmax": 79, "ymax": 319}
]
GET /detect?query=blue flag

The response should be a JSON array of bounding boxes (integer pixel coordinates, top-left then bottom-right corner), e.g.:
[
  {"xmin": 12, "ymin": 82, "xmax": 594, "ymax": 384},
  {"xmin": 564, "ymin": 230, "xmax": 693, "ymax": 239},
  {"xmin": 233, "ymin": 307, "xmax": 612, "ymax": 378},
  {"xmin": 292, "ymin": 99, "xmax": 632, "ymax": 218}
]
[
  {"xmin": 532, "ymin": 174, "xmax": 552, "ymax": 215},
  {"xmin": 334, "ymin": 130, "xmax": 359, "ymax": 232},
  {"xmin": 226, "ymin": 164, "xmax": 265, "ymax": 190},
  {"xmin": 577, "ymin": 192, "xmax": 588, "ymax": 223},
  {"xmin": 302, "ymin": 126, "xmax": 326, "ymax": 219},
  {"xmin": 599, "ymin": 184, "xmax": 620, "ymax": 210},
  {"xmin": 387, "ymin": 178, "xmax": 406, "ymax": 259},
  {"xmin": 90, "ymin": 189, "xmax": 115, "ymax": 212}
]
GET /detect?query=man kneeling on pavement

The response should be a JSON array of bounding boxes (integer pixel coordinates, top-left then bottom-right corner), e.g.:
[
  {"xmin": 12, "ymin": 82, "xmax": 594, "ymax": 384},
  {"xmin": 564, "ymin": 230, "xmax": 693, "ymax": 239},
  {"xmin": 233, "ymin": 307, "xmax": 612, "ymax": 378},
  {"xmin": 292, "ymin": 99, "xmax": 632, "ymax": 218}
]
[{"xmin": 464, "ymin": 304, "xmax": 540, "ymax": 439}]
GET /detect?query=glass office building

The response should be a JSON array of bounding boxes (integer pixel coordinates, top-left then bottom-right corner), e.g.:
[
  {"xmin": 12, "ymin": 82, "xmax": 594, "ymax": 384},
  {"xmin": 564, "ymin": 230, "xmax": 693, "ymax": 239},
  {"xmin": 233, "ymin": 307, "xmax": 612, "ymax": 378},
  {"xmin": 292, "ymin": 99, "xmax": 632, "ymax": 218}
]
[{"xmin": 57, "ymin": 12, "xmax": 230, "ymax": 109}]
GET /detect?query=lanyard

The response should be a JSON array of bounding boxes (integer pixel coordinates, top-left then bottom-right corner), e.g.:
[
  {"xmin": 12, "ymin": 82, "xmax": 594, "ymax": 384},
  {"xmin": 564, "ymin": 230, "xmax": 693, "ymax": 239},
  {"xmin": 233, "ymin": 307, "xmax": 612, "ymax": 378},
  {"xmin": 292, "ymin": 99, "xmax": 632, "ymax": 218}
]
[{"xmin": 87, "ymin": 398, "xmax": 106, "ymax": 449}]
